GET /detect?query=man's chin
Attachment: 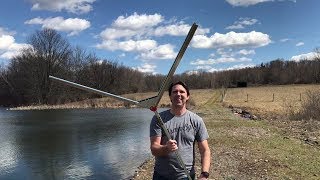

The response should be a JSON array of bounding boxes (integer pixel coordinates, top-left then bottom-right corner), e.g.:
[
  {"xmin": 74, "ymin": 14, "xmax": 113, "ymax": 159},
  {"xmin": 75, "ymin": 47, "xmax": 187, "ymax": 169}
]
[{"xmin": 173, "ymin": 102, "xmax": 184, "ymax": 107}]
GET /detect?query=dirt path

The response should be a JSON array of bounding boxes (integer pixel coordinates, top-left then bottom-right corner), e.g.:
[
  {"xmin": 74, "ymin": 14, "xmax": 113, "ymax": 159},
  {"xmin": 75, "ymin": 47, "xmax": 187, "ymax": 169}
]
[{"xmin": 132, "ymin": 92, "xmax": 320, "ymax": 180}]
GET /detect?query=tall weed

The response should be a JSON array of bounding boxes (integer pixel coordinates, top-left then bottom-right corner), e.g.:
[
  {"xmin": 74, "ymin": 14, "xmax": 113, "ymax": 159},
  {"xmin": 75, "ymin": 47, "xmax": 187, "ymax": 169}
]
[{"xmin": 291, "ymin": 90, "xmax": 320, "ymax": 121}]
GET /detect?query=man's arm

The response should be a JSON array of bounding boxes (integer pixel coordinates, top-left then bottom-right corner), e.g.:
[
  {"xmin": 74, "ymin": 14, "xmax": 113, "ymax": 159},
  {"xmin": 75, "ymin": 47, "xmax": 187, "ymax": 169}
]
[
  {"xmin": 150, "ymin": 136, "xmax": 178, "ymax": 157},
  {"xmin": 198, "ymin": 140, "xmax": 211, "ymax": 179}
]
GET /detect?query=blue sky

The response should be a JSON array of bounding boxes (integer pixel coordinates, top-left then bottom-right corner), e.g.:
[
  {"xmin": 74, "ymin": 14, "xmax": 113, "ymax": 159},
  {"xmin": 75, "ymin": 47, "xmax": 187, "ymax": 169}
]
[{"xmin": 0, "ymin": 0, "xmax": 319, "ymax": 74}]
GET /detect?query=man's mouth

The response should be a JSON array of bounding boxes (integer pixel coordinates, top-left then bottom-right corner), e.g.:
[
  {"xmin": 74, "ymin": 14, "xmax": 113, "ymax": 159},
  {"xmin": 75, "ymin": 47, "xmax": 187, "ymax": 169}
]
[{"xmin": 174, "ymin": 98, "xmax": 182, "ymax": 102}]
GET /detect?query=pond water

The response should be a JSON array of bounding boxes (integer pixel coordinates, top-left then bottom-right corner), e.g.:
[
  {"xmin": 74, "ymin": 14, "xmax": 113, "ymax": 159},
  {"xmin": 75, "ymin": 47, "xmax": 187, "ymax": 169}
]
[{"xmin": 0, "ymin": 108, "xmax": 161, "ymax": 179}]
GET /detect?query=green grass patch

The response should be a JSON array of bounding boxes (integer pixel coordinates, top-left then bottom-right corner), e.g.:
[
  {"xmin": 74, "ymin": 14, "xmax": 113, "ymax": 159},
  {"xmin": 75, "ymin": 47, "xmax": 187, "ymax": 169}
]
[
  {"xmin": 200, "ymin": 101, "xmax": 320, "ymax": 179},
  {"xmin": 255, "ymin": 134, "xmax": 320, "ymax": 179}
]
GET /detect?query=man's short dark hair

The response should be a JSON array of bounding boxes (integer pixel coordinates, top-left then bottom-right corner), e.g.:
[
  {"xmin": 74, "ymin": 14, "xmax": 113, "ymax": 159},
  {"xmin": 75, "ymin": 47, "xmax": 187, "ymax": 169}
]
[{"xmin": 168, "ymin": 81, "xmax": 190, "ymax": 96}]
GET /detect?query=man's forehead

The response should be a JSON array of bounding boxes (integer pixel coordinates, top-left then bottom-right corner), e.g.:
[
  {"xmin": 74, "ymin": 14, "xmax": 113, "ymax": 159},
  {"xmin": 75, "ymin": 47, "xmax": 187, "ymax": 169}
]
[{"xmin": 172, "ymin": 84, "xmax": 187, "ymax": 91}]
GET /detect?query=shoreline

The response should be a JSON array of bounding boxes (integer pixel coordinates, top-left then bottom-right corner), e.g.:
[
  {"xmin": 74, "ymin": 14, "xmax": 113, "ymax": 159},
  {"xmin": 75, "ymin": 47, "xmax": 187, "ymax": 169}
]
[
  {"xmin": 130, "ymin": 157, "xmax": 155, "ymax": 180},
  {"xmin": 8, "ymin": 104, "xmax": 127, "ymax": 110}
]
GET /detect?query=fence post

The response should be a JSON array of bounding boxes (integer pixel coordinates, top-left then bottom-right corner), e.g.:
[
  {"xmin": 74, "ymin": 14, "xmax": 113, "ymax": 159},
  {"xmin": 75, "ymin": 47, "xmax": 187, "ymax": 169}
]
[
  {"xmin": 272, "ymin": 93, "xmax": 274, "ymax": 102},
  {"xmin": 300, "ymin": 93, "xmax": 302, "ymax": 101}
]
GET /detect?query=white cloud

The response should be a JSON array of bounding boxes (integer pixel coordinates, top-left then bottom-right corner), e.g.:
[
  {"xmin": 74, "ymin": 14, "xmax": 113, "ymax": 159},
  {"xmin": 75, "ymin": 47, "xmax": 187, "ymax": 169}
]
[
  {"xmin": 295, "ymin": 42, "xmax": 304, "ymax": 46},
  {"xmin": 185, "ymin": 70, "xmax": 199, "ymax": 75},
  {"xmin": 100, "ymin": 28, "xmax": 138, "ymax": 40},
  {"xmin": 191, "ymin": 58, "xmax": 215, "ymax": 65},
  {"xmin": 191, "ymin": 56, "xmax": 251, "ymax": 65},
  {"xmin": 112, "ymin": 12, "xmax": 163, "ymax": 30},
  {"xmin": 134, "ymin": 63, "xmax": 157, "ymax": 73},
  {"xmin": 97, "ymin": 13, "xmax": 195, "ymax": 60},
  {"xmin": 291, "ymin": 52, "xmax": 317, "ymax": 61},
  {"xmin": 96, "ymin": 13, "xmax": 211, "ymax": 61},
  {"xmin": 209, "ymin": 53, "xmax": 215, "ymax": 57},
  {"xmin": 119, "ymin": 53, "xmax": 126, "ymax": 58},
  {"xmin": 99, "ymin": 14, "xmax": 209, "ymax": 41},
  {"xmin": 25, "ymin": 17, "xmax": 90, "ymax": 36},
  {"xmin": 226, "ymin": 0, "xmax": 271, "ymax": 6},
  {"xmin": 225, "ymin": 0, "xmax": 296, "ymax": 7},
  {"xmin": 195, "ymin": 65, "xmax": 213, "ymax": 70},
  {"xmin": 96, "ymin": 39, "xmax": 157, "ymax": 52},
  {"xmin": 0, "ymin": 35, "xmax": 15, "ymax": 49},
  {"xmin": 191, "ymin": 31, "xmax": 271, "ymax": 49},
  {"xmin": 217, "ymin": 48, "xmax": 235, "ymax": 58},
  {"xmin": 99, "ymin": 13, "xmax": 163, "ymax": 41},
  {"xmin": 225, "ymin": 63, "xmax": 255, "ymax": 70},
  {"xmin": 153, "ymin": 24, "xmax": 209, "ymax": 36},
  {"xmin": 0, "ymin": 27, "xmax": 15, "ymax": 36},
  {"xmin": 139, "ymin": 44, "xmax": 176, "ymax": 60},
  {"xmin": 226, "ymin": 17, "xmax": 258, "ymax": 30},
  {"xmin": 0, "ymin": 34, "xmax": 31, "ymax": 59},
  {"xmin": 191, "ymin": 63, "xmax": 255, "ymax": 73},
  {"xmin": 238, "ymin": 49, "xmax": 255, "ymax": 55},
  {"xmin": 29, "ymin": 0, "xmax": 96, "ymax": 14},
  {"xmin": 0, "ymin": 51, "xmax": 17, "ymax": 59},
  {"xmin": 280, "ymin": 38, "xmax": 290, "ymax": 42},
  {"xmin": 153, "ymin": 24, "xmax": 192, "ymax": 36}
]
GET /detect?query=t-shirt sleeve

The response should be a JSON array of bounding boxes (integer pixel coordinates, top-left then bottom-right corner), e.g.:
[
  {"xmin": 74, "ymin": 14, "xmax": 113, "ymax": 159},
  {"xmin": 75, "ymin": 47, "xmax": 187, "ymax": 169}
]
[
  {"xmin": 150, "ymin": 115, "xmax": 162, "ymax": 137},
  {"xmin": 195, "ymin": 116, "xmax": 209, "ymax": 142}
]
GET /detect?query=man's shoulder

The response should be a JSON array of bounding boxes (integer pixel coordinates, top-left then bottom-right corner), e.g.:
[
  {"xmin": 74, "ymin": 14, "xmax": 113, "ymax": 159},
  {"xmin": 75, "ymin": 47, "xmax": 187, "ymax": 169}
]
[
  {"xmin": 157, "ymin": 109, "xmax": 174, "ymax": 122},
  {"xmin": 186, "ymin": 110, "xmax": 202, "ymax": 119},
  {"xmin": 159, "ymin": 109, "xmax": 171, "ymax": 115}
]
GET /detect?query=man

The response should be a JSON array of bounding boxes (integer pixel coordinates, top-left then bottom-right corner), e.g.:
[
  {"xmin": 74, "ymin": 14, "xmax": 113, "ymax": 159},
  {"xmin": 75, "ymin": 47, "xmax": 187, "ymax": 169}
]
[{"xmin": 150, "ymin": 81, "xmax": 211, "ymax": 180}]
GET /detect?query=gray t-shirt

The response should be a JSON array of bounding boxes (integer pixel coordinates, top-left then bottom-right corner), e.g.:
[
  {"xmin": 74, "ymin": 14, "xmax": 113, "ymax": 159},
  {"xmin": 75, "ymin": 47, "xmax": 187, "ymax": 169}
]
[{"xmin": 150, "ymin": 109, "xmax": 209, "ymax": 179}]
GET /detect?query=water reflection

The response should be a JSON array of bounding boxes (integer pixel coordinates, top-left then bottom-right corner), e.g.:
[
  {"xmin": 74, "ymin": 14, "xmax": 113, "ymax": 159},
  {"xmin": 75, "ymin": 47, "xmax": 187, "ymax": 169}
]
[
  {"xmin": 65, "ymin": 162, "xmax": 93, "ymax": 179},
  {"xmin": 0, "ymin": 108, "xmax": 158, "ymax": 179},
  {"xmin": 0, "ymin": 142, "xmax": 18, "ymax": 174}
]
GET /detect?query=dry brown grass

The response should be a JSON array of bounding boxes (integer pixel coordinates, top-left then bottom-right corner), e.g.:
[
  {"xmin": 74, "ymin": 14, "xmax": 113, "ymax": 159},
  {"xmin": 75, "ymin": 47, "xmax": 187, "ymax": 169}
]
[{"xmin": 222, "ymin": 84, "xmax": 320, "ymax": 119}]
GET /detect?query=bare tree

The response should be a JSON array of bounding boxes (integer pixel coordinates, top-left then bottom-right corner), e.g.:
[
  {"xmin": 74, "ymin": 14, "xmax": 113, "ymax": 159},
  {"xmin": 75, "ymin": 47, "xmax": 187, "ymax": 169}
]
[{"xmin": 6, "ymin": 29, "xmax": 72, "ymax": 105}]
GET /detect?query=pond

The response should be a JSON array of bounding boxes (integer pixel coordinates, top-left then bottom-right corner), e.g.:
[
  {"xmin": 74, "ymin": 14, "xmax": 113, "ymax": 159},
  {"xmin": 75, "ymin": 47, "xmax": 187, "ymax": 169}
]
[{"xmin": 0, "ymin": 108, "xmax": 161, "ymax": 179}]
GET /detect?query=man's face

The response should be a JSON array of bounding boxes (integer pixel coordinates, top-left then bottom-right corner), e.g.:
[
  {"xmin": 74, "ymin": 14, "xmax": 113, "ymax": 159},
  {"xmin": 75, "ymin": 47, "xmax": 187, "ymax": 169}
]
[{"xmin": 170, "ymin": 84, "xmax": 189, "ymax": 107}]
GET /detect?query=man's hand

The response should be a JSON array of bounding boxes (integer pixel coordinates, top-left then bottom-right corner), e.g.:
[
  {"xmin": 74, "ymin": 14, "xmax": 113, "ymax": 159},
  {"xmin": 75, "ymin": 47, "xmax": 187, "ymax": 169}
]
[
  {"xmin": 197, "ymin": 174, "xmax": 208, "ymax": 180},
  {"xmin": 166, "ymin": 139, "xmax": 178, "ymax": 152}
]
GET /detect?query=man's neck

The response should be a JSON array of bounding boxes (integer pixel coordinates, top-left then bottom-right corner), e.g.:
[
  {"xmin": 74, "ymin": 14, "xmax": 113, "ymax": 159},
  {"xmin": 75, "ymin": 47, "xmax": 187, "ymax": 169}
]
[{"xmin": 170, "ymin": 106, "xmax": 187, "ymax": 116}]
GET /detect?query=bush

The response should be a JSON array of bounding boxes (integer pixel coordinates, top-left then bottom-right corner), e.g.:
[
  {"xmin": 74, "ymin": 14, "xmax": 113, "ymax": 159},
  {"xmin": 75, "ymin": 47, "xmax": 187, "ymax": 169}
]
[{"xmin": 293, "ymin": 90, "xmax": 320, "ymax": 121}]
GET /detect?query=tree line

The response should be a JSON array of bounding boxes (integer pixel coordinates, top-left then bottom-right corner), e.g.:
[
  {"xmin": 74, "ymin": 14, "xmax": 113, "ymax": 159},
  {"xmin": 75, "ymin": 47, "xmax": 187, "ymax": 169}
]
[{"xmin": 0, "ymin": 29, "xmax": 319, "ymax": 107}]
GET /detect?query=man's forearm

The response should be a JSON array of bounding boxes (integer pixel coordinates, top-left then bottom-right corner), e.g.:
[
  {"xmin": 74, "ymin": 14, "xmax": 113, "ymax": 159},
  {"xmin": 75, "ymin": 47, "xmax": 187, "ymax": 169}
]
[
  {"xmin": 151, "ymin": 144, "xmax": 169, "ymax": 157},
  {"xmin": 201, "ymin": 148, "xmax": 211, "ymax": 172}
]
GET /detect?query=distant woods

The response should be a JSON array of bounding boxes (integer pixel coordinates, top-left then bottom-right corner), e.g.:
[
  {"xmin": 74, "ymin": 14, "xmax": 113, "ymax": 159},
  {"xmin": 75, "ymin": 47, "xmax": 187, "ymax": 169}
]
[{"xmin": 1, "ymin": 29, "xmax": 320, "ymax": 107}]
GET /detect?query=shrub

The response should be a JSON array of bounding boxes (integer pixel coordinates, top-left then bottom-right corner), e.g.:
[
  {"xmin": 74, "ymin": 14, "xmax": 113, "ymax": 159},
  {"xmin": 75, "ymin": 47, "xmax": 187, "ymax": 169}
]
[{"xmin": 292, "ymin": 90, "xmax": 320, "ymax": 121}]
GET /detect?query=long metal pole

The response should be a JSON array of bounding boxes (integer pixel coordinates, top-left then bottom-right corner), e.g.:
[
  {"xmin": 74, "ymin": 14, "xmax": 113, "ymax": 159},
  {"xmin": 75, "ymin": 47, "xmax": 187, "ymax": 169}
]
[{"xmin": 49, "ymin": 75, "xmax": 139, "ymax": 105}]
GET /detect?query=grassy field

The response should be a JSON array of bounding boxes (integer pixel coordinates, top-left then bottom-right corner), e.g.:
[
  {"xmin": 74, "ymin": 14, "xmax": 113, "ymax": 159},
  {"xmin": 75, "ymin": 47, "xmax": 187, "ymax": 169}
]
[
  {"xmin": 222, "ymin": 84, "xmax": 320, "ymax": 118},
  {"xmin": 133, "ymin": 84, "xmax": 320, "ymax": 180}
]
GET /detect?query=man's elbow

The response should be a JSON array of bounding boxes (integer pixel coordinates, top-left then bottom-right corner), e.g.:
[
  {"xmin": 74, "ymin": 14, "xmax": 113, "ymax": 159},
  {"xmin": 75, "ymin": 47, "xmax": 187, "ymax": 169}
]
[
  {"xmin": 199, "ymin": 141, "xmax": 211, "ymax": 155},
  {"xmin": 150, "ymin": 146, "xmax": 157, "ymax": 156}
]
